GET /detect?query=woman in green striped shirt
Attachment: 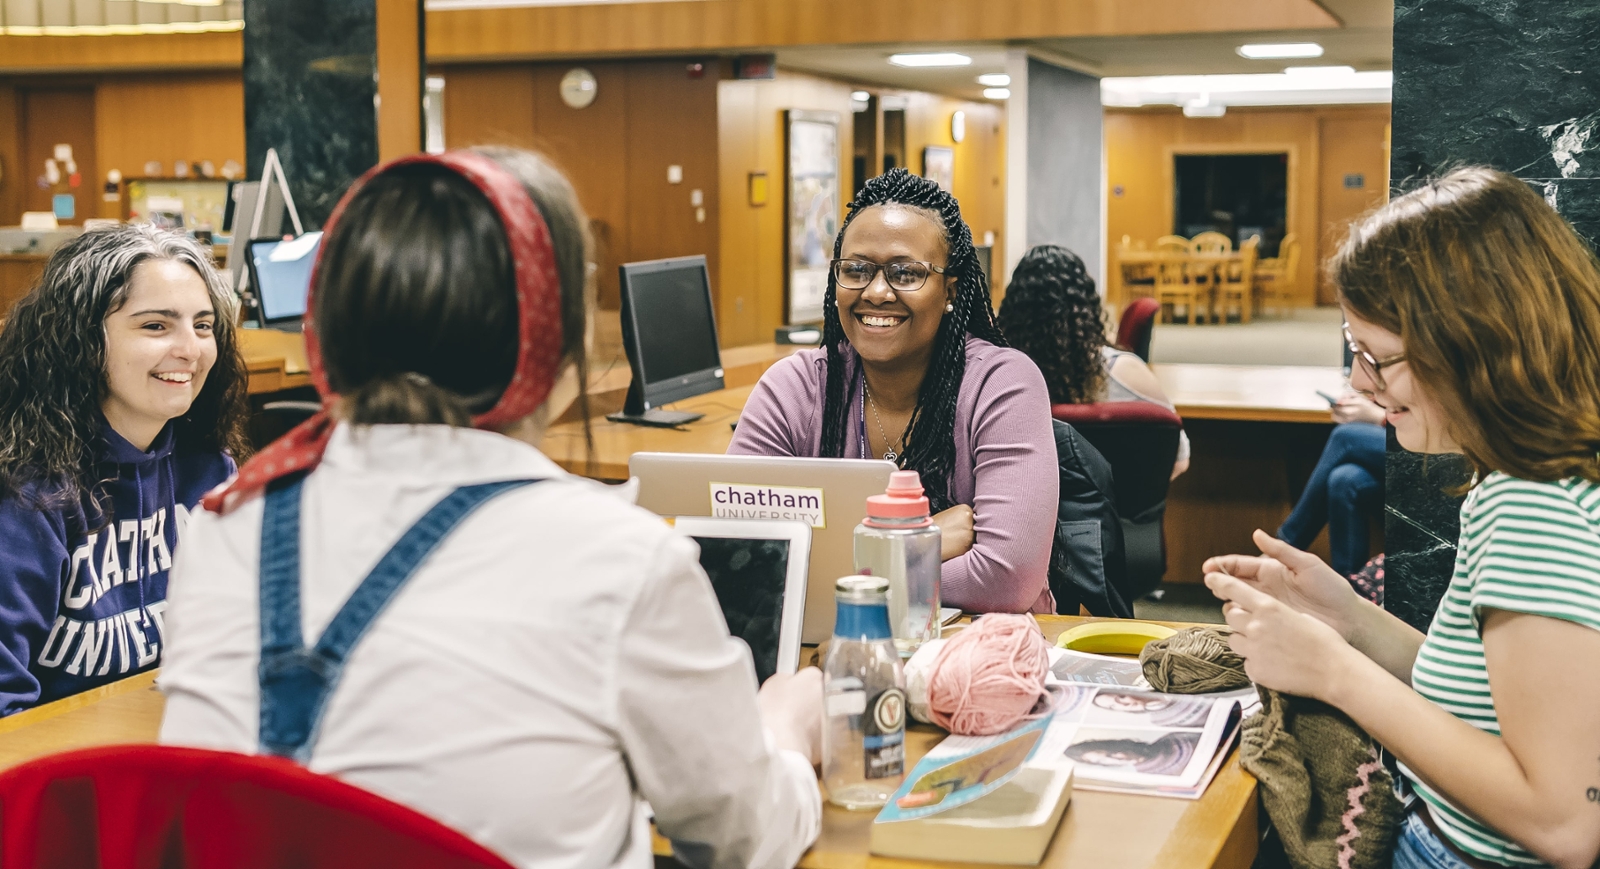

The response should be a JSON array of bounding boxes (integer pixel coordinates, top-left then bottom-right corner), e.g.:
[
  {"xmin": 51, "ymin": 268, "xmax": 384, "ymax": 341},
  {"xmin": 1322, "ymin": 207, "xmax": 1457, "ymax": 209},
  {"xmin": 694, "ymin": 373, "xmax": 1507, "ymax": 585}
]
[{"xmin": 1205, "ymin": 166, "xmax": 1600, "ymax": 869}]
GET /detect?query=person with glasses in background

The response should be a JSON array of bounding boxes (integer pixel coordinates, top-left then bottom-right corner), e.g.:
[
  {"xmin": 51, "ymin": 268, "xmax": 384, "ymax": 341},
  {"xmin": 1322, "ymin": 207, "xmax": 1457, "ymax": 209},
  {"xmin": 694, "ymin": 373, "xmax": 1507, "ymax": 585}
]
[
  {"xmin": 730, "ymin": 169, "xmax": 1058, "ymax": 614},
  {"xmin": 1205, "ymin": 166, "xmax": 1600, "ymax": 869}
]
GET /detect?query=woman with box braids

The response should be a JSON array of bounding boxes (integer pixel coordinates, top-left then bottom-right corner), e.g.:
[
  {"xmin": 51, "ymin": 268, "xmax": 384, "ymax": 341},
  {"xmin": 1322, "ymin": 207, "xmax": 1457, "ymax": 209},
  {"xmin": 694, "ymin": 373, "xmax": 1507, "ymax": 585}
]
[
  {"xmin": 731, "ymin": 168, "xmax": 1060, "ymax": 614},
  {"xmin": 817, "ymin": 169, "xmax": 1004, "ymax": 511}
]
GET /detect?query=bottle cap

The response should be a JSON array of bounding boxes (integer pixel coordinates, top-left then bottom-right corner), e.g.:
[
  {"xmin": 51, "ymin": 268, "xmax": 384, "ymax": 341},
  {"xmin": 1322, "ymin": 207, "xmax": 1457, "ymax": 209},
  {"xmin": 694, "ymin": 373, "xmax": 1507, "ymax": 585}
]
[
  {"xmin": 865, "ymin": 470, "xmax": 931, "ymax": 521},
  {"xmin": 835, "ymin": 575, "xmax": 890, "ymax": 603}
]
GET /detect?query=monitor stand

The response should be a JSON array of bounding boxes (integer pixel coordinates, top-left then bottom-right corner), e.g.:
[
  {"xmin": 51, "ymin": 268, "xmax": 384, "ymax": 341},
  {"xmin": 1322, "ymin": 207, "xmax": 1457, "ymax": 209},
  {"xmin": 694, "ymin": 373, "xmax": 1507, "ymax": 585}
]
[
  {"xmin": 606, "ymin": 408, "xmax": 703, "ymax": 427},
  {"xmin": 607, "ymin": 379, "xmax": 704, "ymax": 427}
]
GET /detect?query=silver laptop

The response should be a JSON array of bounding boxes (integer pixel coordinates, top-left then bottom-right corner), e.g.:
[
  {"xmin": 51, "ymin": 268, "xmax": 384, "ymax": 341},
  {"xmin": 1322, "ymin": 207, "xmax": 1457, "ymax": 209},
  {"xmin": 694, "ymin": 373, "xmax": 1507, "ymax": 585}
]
[{"xmin": 631, "ymin": 453, "xmax": 896, "ymax": 643}]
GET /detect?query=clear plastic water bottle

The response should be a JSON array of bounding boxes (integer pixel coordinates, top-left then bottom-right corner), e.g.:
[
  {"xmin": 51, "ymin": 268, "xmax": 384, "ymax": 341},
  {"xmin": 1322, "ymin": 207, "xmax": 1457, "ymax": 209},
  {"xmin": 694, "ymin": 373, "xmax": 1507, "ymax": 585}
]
[
  {"xmin": 822, "ymin": 575, "xmax": 907, "ymax": 810},
  {"xmin": 854, "ymin": 470, "xmax": 942, "ymax": 658}
]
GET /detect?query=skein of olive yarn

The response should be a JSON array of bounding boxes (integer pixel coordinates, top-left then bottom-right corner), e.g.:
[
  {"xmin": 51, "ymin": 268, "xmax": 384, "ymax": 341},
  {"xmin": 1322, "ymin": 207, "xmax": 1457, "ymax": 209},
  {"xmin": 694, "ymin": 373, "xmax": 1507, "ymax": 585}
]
[{"xmin": 1138, "ymin": 627, "xmax": 1251, "ymax": 694}]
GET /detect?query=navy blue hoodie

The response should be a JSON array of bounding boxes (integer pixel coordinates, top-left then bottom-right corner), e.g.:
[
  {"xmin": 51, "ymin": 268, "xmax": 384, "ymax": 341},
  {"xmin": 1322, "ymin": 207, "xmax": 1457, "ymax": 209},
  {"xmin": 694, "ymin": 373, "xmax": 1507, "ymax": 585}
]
[{"xmin": 0, "ymin": 419, "xmax": 232, "ymax": 715}]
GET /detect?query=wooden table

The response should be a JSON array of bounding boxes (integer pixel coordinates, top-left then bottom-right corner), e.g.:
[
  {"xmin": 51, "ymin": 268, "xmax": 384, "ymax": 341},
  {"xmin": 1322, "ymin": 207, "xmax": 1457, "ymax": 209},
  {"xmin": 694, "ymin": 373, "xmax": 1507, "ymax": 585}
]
[
  {"xmin": 1153, "ymin": 363, "xmax": 1346, "ymax": 424},
  {"xmin": 238, "ymin": 328, "xmax": 312, "ymax": 395},
  {"xmin": 0, "ymin": 616, "xmax": 1256, "ymax": 869}
]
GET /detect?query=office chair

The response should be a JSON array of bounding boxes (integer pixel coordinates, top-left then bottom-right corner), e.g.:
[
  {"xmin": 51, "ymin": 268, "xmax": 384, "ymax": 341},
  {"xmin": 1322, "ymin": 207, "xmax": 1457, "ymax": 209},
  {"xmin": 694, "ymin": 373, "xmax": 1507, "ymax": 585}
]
[
  {"xmin": 1050, "ymin": 402, "xmax": 1184, "ymax": 597},
  {"xmin": 1116, "ymin": 297, "xmax": 1161, "ymax": 362},
  {"xmin": 0, "ymin": 745, "xmax": 517, "ymax": 869}
]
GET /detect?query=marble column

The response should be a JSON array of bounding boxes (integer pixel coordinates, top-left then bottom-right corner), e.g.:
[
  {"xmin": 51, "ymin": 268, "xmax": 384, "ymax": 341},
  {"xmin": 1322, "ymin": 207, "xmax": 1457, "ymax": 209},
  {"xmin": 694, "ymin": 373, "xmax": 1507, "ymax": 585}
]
[
  {"xmin": 1386, "ymin": 0, "xmax": 1600, "ymax": 630},
  {"xmin": 244, "ymin": 0, "xmax": 424, "ymax": 229}
]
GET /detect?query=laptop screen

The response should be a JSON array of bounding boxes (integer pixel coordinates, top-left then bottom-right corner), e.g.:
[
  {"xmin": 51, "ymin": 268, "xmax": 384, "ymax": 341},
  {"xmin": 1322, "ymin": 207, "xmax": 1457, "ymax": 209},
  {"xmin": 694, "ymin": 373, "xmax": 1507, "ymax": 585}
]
[
  {"xmin": 691, "ymin": 535, "xmax": 793, "ymax": 684},
  {"xmin": 249, "ymin": 233, "xmax": 321, "ymax": 323}
]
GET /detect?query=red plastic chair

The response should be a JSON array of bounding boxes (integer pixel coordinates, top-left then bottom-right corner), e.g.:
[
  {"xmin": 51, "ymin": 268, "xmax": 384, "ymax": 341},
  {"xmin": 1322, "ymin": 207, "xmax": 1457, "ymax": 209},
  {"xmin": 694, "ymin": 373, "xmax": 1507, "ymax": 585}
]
[
  {"xmin": 0, "ymin": 745, "xmax": 518, "ymax": 869},
  {"xmin": 1051, "ymin": 401, "xmax": 1183, "ymax": 596},
  {"xmin": 1116, "ymin": 297, "xmax": 1161, "ymax": 362}
]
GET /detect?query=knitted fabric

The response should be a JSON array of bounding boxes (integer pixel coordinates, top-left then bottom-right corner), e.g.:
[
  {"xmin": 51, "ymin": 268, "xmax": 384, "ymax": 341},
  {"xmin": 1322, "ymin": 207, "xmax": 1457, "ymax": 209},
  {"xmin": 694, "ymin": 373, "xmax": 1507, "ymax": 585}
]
[{"xmin": 1141, "ymin": 626, "xmax": 1402, "ymax": 869}]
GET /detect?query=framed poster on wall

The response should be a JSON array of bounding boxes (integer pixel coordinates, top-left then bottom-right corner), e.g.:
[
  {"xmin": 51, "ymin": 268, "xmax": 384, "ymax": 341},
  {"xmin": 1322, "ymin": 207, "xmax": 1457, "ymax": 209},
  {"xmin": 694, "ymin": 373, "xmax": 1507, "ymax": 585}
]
[
  {"xmin": 922, "ymin": 146, "xmax": 954, "ymax": 193},
  {"xmin": 784, "ymin": 110, "xmax": 841, "ymax": 324}
]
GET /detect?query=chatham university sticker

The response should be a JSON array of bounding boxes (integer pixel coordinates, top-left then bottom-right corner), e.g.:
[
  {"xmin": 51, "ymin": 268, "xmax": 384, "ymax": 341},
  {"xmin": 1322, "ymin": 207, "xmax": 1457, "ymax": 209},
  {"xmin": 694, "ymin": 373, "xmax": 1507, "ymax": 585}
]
[{"xmin": 863, "ymin": 687, "xmax": 907, "ymax": 779}]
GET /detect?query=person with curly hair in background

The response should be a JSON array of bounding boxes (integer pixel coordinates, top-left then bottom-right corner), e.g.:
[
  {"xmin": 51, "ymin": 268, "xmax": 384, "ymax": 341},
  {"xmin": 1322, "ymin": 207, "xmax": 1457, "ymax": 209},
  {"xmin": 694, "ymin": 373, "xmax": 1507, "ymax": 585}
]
[
  {"xmin": 0, "ymin": 224, "xmax": 250, "ymax": 715},
  {"xmin": 997, "ymin": 244, "xmax": 1190, "ymax": 479}
]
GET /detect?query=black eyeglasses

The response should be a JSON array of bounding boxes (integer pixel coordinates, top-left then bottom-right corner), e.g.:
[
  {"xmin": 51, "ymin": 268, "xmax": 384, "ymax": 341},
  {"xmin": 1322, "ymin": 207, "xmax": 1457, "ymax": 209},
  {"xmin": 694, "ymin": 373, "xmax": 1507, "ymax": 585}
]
[
  {"xmin": 831, "ymin": 258, "xmax": 946, "ymax": 292},
  {"xmin": 1343, "ymin": 322, "xmax": 1407, "ymax": 390}
]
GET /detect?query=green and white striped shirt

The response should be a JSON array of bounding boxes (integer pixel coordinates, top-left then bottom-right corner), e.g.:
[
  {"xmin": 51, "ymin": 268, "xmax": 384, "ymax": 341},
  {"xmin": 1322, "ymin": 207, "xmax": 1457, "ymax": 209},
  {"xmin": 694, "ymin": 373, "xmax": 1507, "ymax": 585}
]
[{"xmin": 1403, "ymin": 472, "xmax": 1600, "ymax": 867}]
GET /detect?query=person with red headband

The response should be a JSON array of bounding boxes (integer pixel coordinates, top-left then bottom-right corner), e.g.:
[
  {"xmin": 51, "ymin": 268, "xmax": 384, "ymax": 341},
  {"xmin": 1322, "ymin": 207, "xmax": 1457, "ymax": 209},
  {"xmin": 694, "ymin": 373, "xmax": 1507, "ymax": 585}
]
[{"xmin": 156, "ymin": 147, "xmax": 823, "ymax": 869}]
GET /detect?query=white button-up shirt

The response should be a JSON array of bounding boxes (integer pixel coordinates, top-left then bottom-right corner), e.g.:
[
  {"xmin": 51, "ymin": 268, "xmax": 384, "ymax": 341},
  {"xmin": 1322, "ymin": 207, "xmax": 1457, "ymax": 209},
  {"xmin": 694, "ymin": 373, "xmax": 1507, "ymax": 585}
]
[{"xmin": 159, "ymin": 424, "xmax": 820, "ymax": 869}]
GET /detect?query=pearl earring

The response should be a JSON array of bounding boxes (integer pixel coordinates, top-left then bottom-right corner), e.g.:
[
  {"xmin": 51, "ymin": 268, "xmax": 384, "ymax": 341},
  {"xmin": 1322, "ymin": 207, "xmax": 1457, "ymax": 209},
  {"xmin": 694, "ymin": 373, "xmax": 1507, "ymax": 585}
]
[{"xmin": 945, "ymin": 302, "xmax": 955, "ymax": 313}]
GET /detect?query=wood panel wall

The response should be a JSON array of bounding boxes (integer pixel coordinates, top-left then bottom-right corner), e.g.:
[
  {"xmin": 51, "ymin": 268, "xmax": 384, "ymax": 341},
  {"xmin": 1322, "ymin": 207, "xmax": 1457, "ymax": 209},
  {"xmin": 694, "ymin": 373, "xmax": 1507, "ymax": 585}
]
[
  {"xmin": 901, "ymin": 93, "xmax": 1006, "ymax": 296},
  {"xmin": 437, "ymin": 59, "xmax": 721, "ymax": 314},
  {"xmin": 425, "ymin": 0, "xmax": 1338, "ymax": 62},
  {"xmin": 1105, "ymin": 104, "xmax": 1391, "ymax": 308},
  {"xmin": 716, "ymin": 70, "xmax": 855, "ymax": 348},
  {"xmin": 0, "ymin": 73, "xmax": 245, "ymax": 227}
]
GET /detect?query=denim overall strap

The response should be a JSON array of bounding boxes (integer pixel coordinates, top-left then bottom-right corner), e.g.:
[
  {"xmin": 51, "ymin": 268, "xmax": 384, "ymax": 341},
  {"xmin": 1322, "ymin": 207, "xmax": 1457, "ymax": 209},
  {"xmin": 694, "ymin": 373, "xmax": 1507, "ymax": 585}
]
[{"xmin": 258, "ymin": 477, "xmax": 539, "ymax": 762}]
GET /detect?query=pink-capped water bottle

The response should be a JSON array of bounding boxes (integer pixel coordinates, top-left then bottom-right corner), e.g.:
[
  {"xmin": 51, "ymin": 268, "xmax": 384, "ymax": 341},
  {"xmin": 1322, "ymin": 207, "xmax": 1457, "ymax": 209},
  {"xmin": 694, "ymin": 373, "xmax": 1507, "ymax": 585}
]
[{"xmin": 853, "ymin": 470, "xmax": 941, "ymax": 658}]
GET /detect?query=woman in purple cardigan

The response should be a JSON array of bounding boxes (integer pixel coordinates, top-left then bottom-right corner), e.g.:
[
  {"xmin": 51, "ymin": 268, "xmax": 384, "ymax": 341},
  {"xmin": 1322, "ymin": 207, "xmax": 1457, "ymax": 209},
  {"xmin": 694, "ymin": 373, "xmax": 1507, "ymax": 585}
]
[{"xmin": 729, "ymin": 170, "xmax": 1058, "ymax": 614}]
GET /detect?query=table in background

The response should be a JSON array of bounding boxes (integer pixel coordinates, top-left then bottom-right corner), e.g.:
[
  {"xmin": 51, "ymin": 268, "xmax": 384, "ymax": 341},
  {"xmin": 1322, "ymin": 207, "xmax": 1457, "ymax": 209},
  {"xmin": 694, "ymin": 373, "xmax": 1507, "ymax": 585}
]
[
  {"xmin": 1151, "ymin": 364, "xmax": 1362, "ymax": 584},
  {"xmin": 0, "ymin": 616, "xmax": 1256, "ymax": 869},
  {"xmin": 238, "ymin": 328, "xmax": 313, "ymax": 395}
]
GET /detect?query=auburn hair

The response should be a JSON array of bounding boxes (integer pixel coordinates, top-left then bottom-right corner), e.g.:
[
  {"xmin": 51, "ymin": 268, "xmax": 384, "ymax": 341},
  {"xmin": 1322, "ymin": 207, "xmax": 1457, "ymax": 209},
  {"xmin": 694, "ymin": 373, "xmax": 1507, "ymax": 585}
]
[{"xmin": 1332, "ymin": 166, "xmax": 1600, "ymax": 485}]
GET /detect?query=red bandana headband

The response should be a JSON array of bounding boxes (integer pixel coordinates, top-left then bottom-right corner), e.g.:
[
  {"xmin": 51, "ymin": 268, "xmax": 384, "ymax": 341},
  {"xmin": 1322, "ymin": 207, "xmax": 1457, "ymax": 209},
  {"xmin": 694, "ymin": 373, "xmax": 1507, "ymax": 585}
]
[{"xmin": 203, "ymin": 150, "xmax": 565, "ymax": 514}]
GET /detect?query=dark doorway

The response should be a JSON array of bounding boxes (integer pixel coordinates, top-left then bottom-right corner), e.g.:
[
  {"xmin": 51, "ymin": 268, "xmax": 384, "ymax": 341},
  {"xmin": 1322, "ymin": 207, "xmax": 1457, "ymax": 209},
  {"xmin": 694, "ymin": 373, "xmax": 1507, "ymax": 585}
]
[{"xmin": 1174, "ymin": 153, "xmax": 1287, "ymax": 256}]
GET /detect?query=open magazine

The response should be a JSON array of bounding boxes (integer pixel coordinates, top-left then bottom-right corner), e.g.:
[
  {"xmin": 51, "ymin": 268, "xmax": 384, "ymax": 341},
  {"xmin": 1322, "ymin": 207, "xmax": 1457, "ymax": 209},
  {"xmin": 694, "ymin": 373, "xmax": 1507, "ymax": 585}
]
[{"xmin": 1042, "ymin": 647, "xmax": 1257, "ymax": 799}]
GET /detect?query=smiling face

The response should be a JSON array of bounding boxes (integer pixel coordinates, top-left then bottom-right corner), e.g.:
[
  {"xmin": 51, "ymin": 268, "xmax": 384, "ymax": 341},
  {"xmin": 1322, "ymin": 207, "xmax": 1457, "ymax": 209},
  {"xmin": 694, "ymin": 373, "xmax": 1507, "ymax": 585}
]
[
  {"xmin": 101, "ymin": 259, "xmax": 218, "ymax": 451},
  {"xmin": 1343, "ymin": 308, "xmax": 1458, "ymax": 454},
  {"xmin": 836, "ymin": 205, "xmax": 956, "ymax": 372}
]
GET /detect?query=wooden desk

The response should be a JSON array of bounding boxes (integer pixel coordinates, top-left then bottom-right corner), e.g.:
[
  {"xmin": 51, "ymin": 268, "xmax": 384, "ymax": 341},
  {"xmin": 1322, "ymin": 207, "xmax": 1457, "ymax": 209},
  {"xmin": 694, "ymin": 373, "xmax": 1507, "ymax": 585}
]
[
  {"xmin": 0, "ymin": 617, "xmax": 1256, "ymax": 869},
  {"xmin": 1153, "ymin": 363, "xmax": 1346, "ymax": 424},
  {"xmin": 541, "ymin": 363, "xmax": 1344, "ymax": 480},
  {"xmin": 238, "ymin": 328, "xmax": 312, "ymax": 395}
]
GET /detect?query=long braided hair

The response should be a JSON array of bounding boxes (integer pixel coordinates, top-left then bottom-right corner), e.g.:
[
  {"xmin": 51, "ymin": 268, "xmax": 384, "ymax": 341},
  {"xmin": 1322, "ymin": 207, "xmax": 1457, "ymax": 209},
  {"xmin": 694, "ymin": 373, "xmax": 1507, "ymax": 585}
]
[
  {"xmin": 819, "ymin": 169, "xmax": 1004, "ymax": 511},
  {"xmin": 997, "ymin": 245, "xmax": 1108, "ymax": 404}
]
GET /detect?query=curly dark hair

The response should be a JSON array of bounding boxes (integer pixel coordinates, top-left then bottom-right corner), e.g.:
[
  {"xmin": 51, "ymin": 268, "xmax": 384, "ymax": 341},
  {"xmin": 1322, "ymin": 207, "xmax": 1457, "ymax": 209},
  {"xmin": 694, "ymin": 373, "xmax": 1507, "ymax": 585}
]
[
  {"xmin": 997, "ymin": 245, "xmax": 1108, "ymax": 405},
  {"xmin": 819, "ymin": 168, "xmax": 1005, "ymax": 511},
  {"xmin": 0, "ymin": 224, "xmax": 251, "ymax": 514}
]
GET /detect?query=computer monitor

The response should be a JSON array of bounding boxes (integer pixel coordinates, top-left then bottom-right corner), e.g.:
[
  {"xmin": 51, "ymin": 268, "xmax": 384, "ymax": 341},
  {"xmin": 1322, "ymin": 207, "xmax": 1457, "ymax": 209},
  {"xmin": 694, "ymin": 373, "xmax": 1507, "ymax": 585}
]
[
  {"xmin": 246, "ymin": 232, "xmax": 321, "ymax": 330},
  {"xmin": 610, "ymin": 255, "xmax": 725, "ymax": 427}
]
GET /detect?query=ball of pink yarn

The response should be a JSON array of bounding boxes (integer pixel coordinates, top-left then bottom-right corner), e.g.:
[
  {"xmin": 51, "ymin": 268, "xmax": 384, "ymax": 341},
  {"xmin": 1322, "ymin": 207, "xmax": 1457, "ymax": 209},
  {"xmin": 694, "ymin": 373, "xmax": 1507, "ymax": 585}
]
[{"xmin": 925, "ymin": 614, "xmax": 1052, "ymax": 735}]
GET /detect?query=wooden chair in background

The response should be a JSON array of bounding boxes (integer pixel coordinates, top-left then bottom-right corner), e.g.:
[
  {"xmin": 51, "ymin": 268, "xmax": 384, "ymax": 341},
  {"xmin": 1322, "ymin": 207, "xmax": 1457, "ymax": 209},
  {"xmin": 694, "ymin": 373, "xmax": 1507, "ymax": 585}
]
[
  {"xmin": 1154, "ymin": 255, "xmax": 1208, "ymax": 325},
  {"xmin": 1254, "ymin": 233, "xmax": 1300, "ymax": 317},
  {"xmin": 1189, "ymin": 231, "xmax": 1232, "ymax": 255},
  {"xmin": 1155, "ymin": 235, "xmax": 1190, "ymax": 254},
  {"xmin": 1118, "ymin": 235, "xmax": 1156, "ymax": 299},
  {"xmin": 1215, "ymin": 236, "xmax": 1259, "ymax": 323}
]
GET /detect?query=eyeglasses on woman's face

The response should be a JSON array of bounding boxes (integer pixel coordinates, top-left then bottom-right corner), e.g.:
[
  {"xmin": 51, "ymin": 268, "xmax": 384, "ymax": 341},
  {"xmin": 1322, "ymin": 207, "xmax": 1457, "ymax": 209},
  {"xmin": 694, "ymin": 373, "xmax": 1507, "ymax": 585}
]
[
  {"xmin": 1343, "ymin": 322, "xmax": 1407, "ymax": 391},
  {"xmin": 831, "ymin": 258, "xmax": 946, "ymax": 293}
]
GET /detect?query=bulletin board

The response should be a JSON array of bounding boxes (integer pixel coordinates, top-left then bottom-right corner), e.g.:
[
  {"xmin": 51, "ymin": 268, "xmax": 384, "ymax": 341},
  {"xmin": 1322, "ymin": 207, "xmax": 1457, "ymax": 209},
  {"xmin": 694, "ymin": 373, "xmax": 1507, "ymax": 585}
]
[{"xmin": 784, "ymin": 110, "xmax": 841, "ymax": 325}]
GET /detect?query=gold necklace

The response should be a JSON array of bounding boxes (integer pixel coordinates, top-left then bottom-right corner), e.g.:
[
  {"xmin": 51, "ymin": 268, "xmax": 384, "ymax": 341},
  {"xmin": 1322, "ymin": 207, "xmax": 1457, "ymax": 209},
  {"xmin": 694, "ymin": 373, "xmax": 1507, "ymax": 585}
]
[{"xmin": 863, "ymin": 381, "xmax": 908, "ymax": 463}]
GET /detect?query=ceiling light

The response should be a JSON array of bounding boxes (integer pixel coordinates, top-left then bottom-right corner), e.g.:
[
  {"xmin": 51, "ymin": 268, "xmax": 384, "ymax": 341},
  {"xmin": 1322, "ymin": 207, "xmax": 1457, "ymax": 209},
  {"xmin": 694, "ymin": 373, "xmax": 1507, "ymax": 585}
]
[
  {"xmin": 1236, "ymin": 42, "xmax": 1324, "ymax": 59},
  {"xmin": 851, "ymin": 91, "xmax": 871, "ymax": 102},
  {"xmin": 889, "ymin": 53, "xmax": 972, "ymax": 68},
  {"xmin": 982, "ymin": 87, "xmax": 1011, "ymax": 100},
  {"xmin": 977, "ymin": 73, "xmax": 1010, "ymax": 87},
  {"xmin": 1285, "ymin": 65, "xmax": 1355, "ymax": 76}
]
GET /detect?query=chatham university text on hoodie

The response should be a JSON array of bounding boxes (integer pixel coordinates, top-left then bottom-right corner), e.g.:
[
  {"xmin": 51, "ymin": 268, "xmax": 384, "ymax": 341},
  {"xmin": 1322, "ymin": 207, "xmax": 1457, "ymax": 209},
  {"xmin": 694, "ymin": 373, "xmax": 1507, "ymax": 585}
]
[{"xmin": 0, "ymin": 420, "xmax": 232, "ymax": 715}]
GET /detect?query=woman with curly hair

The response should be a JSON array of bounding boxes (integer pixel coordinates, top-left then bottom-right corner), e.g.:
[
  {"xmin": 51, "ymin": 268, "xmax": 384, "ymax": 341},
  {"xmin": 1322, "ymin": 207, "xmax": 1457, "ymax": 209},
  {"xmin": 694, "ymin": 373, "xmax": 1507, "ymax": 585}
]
[
  {"xmin": 997, "ymin": 244, "xmax": 1189, "ymax": 478},
  {"xmin": 0, "ymin": 224, "xmax": 249, "ymax": 715},
  {"xmin": 730, "ymin": 169, "xmax": 1058, "ymax": 614}
]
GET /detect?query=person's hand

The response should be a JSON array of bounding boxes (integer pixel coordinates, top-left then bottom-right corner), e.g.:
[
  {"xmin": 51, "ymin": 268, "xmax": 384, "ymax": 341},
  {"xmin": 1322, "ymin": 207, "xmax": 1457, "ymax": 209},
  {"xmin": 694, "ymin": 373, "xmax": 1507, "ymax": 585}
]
[
  {"xmin": 757, "ymin": 667, "xmax": 822, "ymax": 767},
  {"xmin": 1206, "ymin": 573, "xmax": 1361, "ymax": 701},
  {"xmin": 1332, "ymin": 393, "xmax": 1386, "ymax": 426},
  {"xmin": 1202, "ymin": 529, "xmax": 1362, "ymax": 639},
  {"xmin": 932, "ymin": 504, "xmax": 975, "ymax": 562}
]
